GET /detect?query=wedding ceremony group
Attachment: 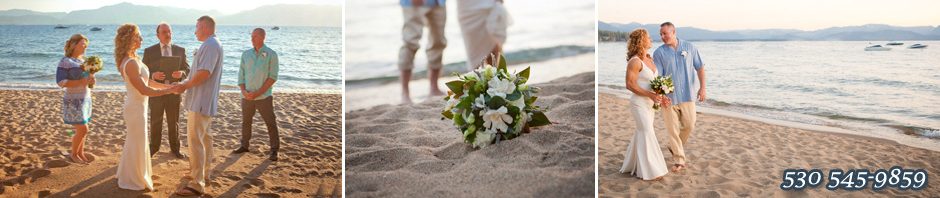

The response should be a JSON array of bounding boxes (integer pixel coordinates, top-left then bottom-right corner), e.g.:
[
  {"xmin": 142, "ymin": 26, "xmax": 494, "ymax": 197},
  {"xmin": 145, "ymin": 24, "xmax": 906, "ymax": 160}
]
[{"xmin": 1, "ymin": 0, "xmax": 939, "ymax": 197}]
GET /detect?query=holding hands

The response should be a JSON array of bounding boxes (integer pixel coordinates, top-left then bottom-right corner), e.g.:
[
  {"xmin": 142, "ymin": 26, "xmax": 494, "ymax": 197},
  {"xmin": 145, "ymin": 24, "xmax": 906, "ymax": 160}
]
[{"xmin": 242, "ymin": 89, "xmax": 260, "ymax": 100}]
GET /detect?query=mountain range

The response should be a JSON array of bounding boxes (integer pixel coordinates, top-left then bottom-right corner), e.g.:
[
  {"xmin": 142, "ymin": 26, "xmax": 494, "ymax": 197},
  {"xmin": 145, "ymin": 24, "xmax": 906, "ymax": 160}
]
[
  {"xmin": 599, "ymin": 21, "xmax": 940, "ymax": 41},
  {"xmin": 0, "ymin": 2, "xmax": 341, "ymax": 27}
]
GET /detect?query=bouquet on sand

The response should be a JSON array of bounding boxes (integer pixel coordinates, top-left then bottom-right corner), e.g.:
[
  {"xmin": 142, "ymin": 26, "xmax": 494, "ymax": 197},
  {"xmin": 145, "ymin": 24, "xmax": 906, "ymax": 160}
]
[{"xmin": 442, "ymin": 54, "xmax": 551, "ymax": 148}]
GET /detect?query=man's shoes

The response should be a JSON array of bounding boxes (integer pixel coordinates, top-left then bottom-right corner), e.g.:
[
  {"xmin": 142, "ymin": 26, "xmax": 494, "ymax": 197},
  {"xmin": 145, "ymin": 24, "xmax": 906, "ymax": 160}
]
[
  {"xmin": 173, "ymin": 151, "xmax": 188, "ymax": 159},
  {"xmin": 269, "ymin": 151, "xmax": 278, "ymax": 161},
  {"xmin": 232, "ymin": 147, "xmax": 249, "ymax": 154}
]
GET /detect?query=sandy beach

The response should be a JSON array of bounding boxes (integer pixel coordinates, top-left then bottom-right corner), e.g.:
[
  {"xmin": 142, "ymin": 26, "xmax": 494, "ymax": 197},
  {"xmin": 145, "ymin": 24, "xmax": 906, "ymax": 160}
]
[
  {"xmin": 345, "ymin": 72, "xmax": 596, "ymax": 197},
  {"xmin": 345, "ymin": 53, "xmax": 596, "ymax": 111},
  {"xmin": 0, "ymin": 90, "xmax": 342, "ymax": 197},
  {"xmin": 597, "ymin": 93, "xmax": 940, "ymax": 197}
]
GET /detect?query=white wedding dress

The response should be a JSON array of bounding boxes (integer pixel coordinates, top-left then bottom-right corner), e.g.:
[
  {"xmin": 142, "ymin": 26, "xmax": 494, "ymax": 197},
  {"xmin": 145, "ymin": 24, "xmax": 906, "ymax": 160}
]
[
  {"xmin": 619, "ymin": 56, "xmax": 668, "ymax": 180},
  {"xmin": 116, "ymin": 57, "xmax": 154, "ymax": 190}
]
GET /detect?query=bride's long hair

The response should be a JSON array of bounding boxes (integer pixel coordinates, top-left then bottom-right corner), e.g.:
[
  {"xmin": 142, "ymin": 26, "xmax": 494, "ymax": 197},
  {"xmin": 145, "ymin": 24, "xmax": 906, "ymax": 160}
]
[
  {"xmin": 114, "ymin": 24, "xmax": 140, "ymax": 77},
  {"xmin": 626, "ymin": 28, "xmax": 651, "ymax": 60}
]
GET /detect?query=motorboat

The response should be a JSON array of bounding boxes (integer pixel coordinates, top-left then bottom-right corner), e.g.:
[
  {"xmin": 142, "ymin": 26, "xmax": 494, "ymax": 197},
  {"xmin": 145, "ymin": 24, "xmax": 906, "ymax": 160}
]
[
  {"xmin": 908, "ymin": 44, "xmax": 928, "ymax": 49},
  {"xmin": 272, "ymin": 26, "xmax": 280, "ymax": 30},
  {"xmin": 54, "ymin": 25, "xmax": 68, "ymax": 29},
  {"xmin": 90, "ymin": 27, "xmax": 102, "ymax": 31},
  {"xmin": 864, "ymin": 45, "xmax": 891, "ymax": 51},
  {"xmin": 886, "ymin": 41, "xmax": 904, "ymax": 45}
]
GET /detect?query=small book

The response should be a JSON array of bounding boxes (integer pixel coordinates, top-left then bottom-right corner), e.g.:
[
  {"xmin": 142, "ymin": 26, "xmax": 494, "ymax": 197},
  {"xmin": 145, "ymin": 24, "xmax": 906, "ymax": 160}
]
[{"xmin": 156, "ymin": 56, "xmax": 183, "ymax": 82}]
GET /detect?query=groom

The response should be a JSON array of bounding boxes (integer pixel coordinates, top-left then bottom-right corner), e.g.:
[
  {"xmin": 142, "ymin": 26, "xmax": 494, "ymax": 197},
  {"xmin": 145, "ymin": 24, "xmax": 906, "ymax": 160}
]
[
  {"xmin": 653, "ymin": 22, "xmax": 706, "ymax": 172},
  {"xmin": 173, "ymin": 15, "xmax": 223, "ymax": 196}
]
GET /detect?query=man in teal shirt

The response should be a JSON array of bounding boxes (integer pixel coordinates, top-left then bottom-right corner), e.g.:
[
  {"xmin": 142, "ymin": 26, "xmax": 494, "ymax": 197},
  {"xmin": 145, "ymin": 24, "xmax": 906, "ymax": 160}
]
[{"xmin": 233, "ymin": 28, "xmax": 280, "ymax": 161}]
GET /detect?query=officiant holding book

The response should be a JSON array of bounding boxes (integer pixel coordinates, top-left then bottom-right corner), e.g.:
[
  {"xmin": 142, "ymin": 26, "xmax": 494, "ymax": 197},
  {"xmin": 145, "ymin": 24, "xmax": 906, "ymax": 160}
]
[{"xmin": 143, "ymin": 22, "xmax": 190, "ymax": 159}]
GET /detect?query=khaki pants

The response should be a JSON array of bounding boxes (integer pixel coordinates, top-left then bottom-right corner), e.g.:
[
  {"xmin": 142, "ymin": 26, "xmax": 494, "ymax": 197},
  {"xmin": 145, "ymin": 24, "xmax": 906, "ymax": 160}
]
[
  {"xmin": 186, "ymin": 112, "xmax": 213, "ymax": 192},
  {"xmin": 662, "ymin": 102, "xmax": 696, "ymax": 165},
  {"xmin": 398, "ymin": 6, "xmax": 447, "ymax": 71}
]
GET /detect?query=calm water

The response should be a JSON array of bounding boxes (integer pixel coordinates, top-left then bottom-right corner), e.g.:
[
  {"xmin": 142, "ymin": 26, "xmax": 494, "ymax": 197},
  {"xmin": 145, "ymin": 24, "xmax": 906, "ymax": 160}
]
[
  {"xmin": 0, "ymin": 25, "xmax": 342, "ymax": 93},
  {"xmin": 345, "ymin": 0, "xmax": 595, "ymax": 81},
  {"xmin": 599, "ymin": 41, "xmax": 940, "ymax": 140}
]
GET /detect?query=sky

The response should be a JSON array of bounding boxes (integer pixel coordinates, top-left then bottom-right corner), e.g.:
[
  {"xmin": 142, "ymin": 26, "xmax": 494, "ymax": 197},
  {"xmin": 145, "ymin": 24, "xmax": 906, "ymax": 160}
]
[
  {"xmin": 0, "ymin": 0, "xmax": 342, "ymax": 14},
  {"xmin": 599, "ymin": 0, "xmax": 940, "ymax": 31}
]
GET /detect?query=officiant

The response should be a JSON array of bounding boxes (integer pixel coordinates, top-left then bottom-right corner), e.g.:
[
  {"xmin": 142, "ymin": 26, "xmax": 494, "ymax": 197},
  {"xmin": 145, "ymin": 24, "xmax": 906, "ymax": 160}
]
[{"xmin": 143, "ymin": 22, "xmax": 190, "ymax": 159}]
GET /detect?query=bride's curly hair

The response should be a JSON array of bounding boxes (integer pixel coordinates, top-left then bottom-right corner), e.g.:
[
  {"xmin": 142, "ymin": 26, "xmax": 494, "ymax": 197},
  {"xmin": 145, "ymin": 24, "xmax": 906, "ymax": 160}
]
[
  {"xmin": 114, "ymin": 24, "xmax": 140, "ymax": 76},
  {"xmin": 626, "ymin": 28, "xmax": 651, "ymax": 60}
]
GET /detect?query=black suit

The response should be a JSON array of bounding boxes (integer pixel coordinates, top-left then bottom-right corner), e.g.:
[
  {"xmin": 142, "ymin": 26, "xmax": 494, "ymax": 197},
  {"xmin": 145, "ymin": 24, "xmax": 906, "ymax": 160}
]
[{"xmin": 142, "ymin": 43, "xmax": 190, "ymax": 156}]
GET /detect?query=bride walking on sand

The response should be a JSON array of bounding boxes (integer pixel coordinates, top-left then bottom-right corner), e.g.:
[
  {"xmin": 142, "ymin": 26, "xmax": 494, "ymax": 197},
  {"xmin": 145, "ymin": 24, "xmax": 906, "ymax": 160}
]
[
  {"xmin": 113, "ymin": 24, "xmax": 178, "ymax": 191},
  {"xmin": 619, "ymin": 29, "xmax": 670, "ymax": 180}
]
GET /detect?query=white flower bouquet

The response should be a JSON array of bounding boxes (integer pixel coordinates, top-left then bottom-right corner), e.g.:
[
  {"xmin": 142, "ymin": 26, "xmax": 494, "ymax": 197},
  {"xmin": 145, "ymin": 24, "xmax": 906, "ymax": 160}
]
[
  {"xmin": 650, "ymin": 75, "xmax": 674, "ymax": 111},
  {"xmin": 81, "ymin": 55, "xmax": 103, "ymax": 88},
  {"xmin": 442, "ymin": 54, "xmax": 551, "ymax": 148}
]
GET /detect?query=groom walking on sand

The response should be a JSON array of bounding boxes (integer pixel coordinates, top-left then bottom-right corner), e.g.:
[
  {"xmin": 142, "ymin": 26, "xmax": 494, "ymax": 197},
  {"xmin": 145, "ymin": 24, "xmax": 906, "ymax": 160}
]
[
  {"xmin": 653, "ymin": 22, "xmax": 706, "ymax": 172},
  {"xmin": 173, "ymin": 15, "xmax": 223, "ymax": 196}
]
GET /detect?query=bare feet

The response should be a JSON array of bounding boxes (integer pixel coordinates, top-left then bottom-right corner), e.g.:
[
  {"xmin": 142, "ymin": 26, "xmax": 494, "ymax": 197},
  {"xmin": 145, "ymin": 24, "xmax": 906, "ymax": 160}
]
[
  {"xmin": 78, "ymin": 153, "xmax": 90, "ymax": 162},
  {"xmin": 429, "ymin": 88, "xmax": 444, "ymax": 97},
  {"xmin": 69, "ymin": 154, "xmax": 85, "ymax": 164},
  {"xmin": 671, "ymin": 164, "xmax": 686, "ymax": 172},
  {"xmin": 401, "ymin": 94, "xmax": 413, "ymax": 105}
]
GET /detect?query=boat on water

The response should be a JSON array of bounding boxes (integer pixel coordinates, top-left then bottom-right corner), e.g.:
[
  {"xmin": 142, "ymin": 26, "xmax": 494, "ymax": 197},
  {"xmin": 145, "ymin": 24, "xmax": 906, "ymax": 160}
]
[
  {"xmin": 865, "ymin": 45, "xmax": 891, "ymax": 51},
  {"xmin": 90, "ymin": 27, "xmax": 102, "ymax": 31},
  {"xmin": 886, "ymin": 41, "xmax": 904, "ymax": 45},
  {"xmin": 908, "ymin": 44, "xmax": 928, "ymax": 49},
  {"xmin": 272, "ymin": 26, "xmax": 280, "ymax": 30},
  {"xmin": 54, "ymin": 25, "xmax": 68, "ymax": 29}
]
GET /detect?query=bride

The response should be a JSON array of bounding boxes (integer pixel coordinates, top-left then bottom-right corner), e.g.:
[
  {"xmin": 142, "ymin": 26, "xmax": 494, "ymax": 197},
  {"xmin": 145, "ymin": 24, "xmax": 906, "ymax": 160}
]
[
  {"xmin": 113, "ymin": 24, "xmax": 178, "ymax": 191},
  {"xmin": 619, "ymin": 28, "xmax": 670, "ymax": 181}
]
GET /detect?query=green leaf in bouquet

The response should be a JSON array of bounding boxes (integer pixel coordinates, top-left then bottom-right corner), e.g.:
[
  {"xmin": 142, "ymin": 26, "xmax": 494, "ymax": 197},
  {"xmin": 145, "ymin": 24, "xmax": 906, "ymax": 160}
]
[
  {"xmin": 525, "ymin": 96, "xmax": 538, "ymax": 107},
  {"xmin": 442, "ymin": 109, "xmax": 454, "ymax": 120},
  {"xmin": 456, "ymin": 95, "xmax": 473, "ymax": 110},
  {"xmin": 464, "ymin": 125, "xmax": 477, "ymax": 143},
  {"xmin": 506, "ymin": 90, "xmax": 522, "ymax": 101},
  {"xmin": 516, "ymin": 67, "xmax": 530, "ymax": 84},
  {"xmin": 452, "ymin": 111, "xmax": 465, "ymax": 126},
  {"xmin": 446, "ymin": 80, "xmax": 464, "ymax": 95},
  {"xmin": 528, "ymin": 111, "xmax": 551, "ymax": 127},
  {"xmin": 497, "ymin": 54, "xmax": 508, "ymax": 72},
  {"xmin": 486, "ymin": 96, "xmax": 507, "ymax": 110}
]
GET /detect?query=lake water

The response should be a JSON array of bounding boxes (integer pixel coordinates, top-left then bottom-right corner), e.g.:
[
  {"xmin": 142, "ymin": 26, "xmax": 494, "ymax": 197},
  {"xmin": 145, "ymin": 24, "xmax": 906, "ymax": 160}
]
[
  {"xmin": 598, "ymin": 41, "xmax": 940, "ymax": 142},
  {"xmin": 0, "ymin": 25, "xmax": 342, "ymax": 93}
]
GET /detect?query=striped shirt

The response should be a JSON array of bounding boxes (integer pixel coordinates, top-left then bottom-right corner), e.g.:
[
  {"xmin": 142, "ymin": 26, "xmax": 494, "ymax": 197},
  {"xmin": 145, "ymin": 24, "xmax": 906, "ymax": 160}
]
[
  {"xmin": 653, "ymin": 39, "xmax": 703, "ymax": 105},
  {"xmin": 400, "ymin": 0, "xmax": 445, "ymax": 7}
]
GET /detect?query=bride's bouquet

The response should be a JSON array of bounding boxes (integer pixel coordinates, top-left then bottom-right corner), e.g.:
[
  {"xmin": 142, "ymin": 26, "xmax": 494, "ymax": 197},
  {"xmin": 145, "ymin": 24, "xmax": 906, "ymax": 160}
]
[
  {"xmin": 441, "ymin": 55, "xmax": 551, "ymax": 148},
  {"xmin": 81, "ymin": 55, "xmax": 103, "ymax": 88},
  {"xmin": 650, "ymin": 75, "xmax": 674, "ymax": 111}
]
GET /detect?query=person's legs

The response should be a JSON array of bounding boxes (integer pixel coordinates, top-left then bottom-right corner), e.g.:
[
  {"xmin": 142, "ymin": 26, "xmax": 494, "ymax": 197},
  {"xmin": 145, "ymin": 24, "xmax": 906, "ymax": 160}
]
[
  {"xmin": 662, "ymin": 105, "xmax": 686, "ymax": 166},
  {"xmin": 399, "ymin": 7, "xmax": 426, "ymax": 104},
  {"xmin": 237, "ymin": 98, "xmax": 257, "ymax": 152},
  {"xmin": 70, "ymin": 124, "xmax": 88, "ymax": 162},
  {"xmin": 166, "ymin": 96, "xmax": 183, "ymax": 156},
  {"xmin": 677, "ymin": 102, "xmax": 697, "ymax": 145},
  {"xmin": 149, "ymin": 98, "xmax": 166, "ymax": 156},
  {"xmin": 185, "ymin": 112, "xmax": 212, "ymax": 193},
  {"xmin": 426, "ymin": 6, "xmax": 447, "ymax": 96},
  {"xmin": 257, "ymin": 96, "xmax": 279, "ymax": 160}
]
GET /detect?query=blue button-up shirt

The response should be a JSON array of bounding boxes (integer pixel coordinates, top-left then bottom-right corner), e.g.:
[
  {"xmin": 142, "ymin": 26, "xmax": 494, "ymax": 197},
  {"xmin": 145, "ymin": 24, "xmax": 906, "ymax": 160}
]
[
  {"xmin": 653, "ymin": 39, "xmax": 703, "ymax": 105},
  {"xmin": 400, "ymin": 0, "xmax": 445, "ymax": 7},
  {"xmin": 239, "ymin": 45, "xmax": 279, "ymax": 100},
  {"xmin": 184, "ymin": 34, "xmax": 224, "ymax": 116}
]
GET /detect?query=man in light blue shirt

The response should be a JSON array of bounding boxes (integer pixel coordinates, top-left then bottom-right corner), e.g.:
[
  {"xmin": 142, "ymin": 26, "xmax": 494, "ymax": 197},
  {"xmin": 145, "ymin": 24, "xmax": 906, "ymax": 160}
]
[
  {"xmin": 232, "ymin": 28, "xmax": 280, "ymax": 162},
  {"xmin": 652, "ymin": 22, "xmax": 707, "ymax": 172},
  {"xmin": 173, "ymin": 15, "xmax": 223, "ymax": 196}
]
